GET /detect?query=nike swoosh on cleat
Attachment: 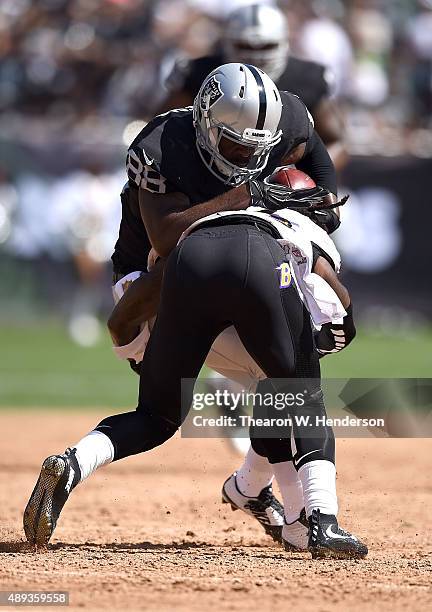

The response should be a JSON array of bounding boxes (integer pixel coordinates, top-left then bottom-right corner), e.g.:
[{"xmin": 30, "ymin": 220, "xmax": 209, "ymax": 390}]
[{"xmin": 325, "ymin": 525, "xmax": 357, "ymax": 541}]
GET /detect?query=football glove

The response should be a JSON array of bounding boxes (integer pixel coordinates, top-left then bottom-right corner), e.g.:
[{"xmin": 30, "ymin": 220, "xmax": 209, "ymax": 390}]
[
  {"xmin": 249, "ymin": 178, "xmax": 349, "ymax": 213},
  {"xmin": 249, "ymin": 179, "xmax": 328, "ymax": 210},
  {"xmin": 316, "ymin": 304, "xmax": 356, "ymax": 357},
  {"xmin": 128, "ymin": 358, "xmax": 141, "ymax": 375},
  {"xmin": 301, "ymin": 209, "xmax": 341, "ymax": 234}
]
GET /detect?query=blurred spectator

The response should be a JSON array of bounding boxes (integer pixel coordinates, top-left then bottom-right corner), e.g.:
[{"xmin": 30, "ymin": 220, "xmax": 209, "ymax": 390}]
[
  {"xmin": 405, "ymin": 0, "xmax": 432, "ymax": 126},
  {"xmin": 188, "ymin": 0, "xmax": 275, "ymax": 20},
  {"xmin": 4, "ymin": 160, "xmax": 123, "ymax": 343},
  {"xmin": 1, "ymin": 0, "xmax": 432, "ymax": 330},
  {"xmin": 347, "ymin": 3, "xmax": 394, "ymax": 107},
  {"xmin": 0, "ymin": 167, "xmax": 17, "ymax": 247},
  {"xmin": 297, "ymin": 6, "xmax": 354, "ymax": 99},
  {"xmin": 1, "ymin": 0, "xmax": 431, "ymax": 130}
]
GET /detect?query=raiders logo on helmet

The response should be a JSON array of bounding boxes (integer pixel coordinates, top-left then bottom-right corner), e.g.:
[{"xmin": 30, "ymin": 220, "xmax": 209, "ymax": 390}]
[{"xmin": 200, "ymin": 76, "xmax": 224, "ymax": 112}]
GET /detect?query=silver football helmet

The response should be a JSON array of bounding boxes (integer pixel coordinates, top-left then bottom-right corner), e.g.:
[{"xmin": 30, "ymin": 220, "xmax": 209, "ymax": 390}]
[
  {"xmin": 193, "ymin": 63, "xmax": 282, "ymax": 186},
  {"xmin": 222, "ymin": 4, "xmax": 289, "ymax": 82}
]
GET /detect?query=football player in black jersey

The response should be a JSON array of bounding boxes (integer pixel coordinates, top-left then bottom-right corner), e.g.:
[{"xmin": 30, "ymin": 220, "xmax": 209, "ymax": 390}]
[
  {"xmin": 113, "ymin": 64, "xmax": 341, "ymax": 279},
  {"xmin": 158, "ymin": 4, "xmax": 347, "ymax": 171},
  {"xmin": 24, "ymin": 64, "xmax": 366, "ymax": 559}
]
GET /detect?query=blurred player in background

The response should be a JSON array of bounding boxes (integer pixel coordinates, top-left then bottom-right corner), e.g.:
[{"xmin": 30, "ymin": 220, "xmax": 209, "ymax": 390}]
[{"xmin": 159, "ymin": 3, "xmax": 347, "ymax": 171}]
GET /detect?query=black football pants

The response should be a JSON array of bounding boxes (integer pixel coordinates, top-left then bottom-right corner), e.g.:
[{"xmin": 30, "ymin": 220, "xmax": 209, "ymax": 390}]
[{"xmin": 96, "ymin": 224, "xmax": 334, "ymax": 467}]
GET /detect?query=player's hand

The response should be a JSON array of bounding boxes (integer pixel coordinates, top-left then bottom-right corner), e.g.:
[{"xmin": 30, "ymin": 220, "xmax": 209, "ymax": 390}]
[
  {"xmin": 315, "ymin": 305, "xmax": 356, "ymax": 356},
  {"xmin": 249, "ymin": 179, "xmax": 348, "ymax": 212},
  {"xmin": 300, "ymin": 209, "xmax": 341, "ymax": 233},
  {"xmin": 315, "ymin": 322, "xmax": 343, "ymax": 356},
  {"xmin": 249, "ymin": 179, "xmax": 315, "ymax": 210},
  {"xmin": 128, "ymin": 358, "xmax": 142, "ymax": 375}
]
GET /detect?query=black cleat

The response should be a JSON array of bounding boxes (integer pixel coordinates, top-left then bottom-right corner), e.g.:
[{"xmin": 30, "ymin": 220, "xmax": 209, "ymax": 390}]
[
  {"xmin": 222, "ymin": 473, "xmax": 284, "ymax": 543},
  {"xmin": 308, "ymin": 509, "xmax": 368, "ymax": 559},
  {"xmin": 23, "ymin": 448, "xmax": 81, "ymax": 546}
]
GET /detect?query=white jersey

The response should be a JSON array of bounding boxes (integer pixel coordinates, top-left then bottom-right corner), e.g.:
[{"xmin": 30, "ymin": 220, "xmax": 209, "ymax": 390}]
[
  {"xmin": 180, "ymin": 206, "xmax": 340, "ymax": 269},
  {"xmin": 179, "ymin": 207, "xmax": 345, "ymax": 326}
]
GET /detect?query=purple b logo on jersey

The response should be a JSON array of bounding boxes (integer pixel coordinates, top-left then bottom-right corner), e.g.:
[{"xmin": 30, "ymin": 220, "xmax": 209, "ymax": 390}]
[{"xmin": 276, "ymin": 263, "xmax": 292, "ymax": 288}]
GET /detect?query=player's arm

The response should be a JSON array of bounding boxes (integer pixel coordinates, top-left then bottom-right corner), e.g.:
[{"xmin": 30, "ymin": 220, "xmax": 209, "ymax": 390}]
[
  {"xmin": 295, "ymin": 131, "xmax": 337, "ymax": 200},
  {"xmin": 107, "ymin": 258, "xmax": 165, "ymax": 346},
  {"xmin": 279, "ymin": 133, "xmax": 337, "ymax": 201},
  {"xmin": 138, "ymin": 185, "xmax": 251, "ymax": 257},
  {"xmin": 312, "ymin": 255, "xmax": 356, "ymax": 355},
  {"xmin": 127, "ymin": 142, "xmax": 251, "ymax": 257},
  {"xmin": 313, "ymin": 255, "xmax": 349, "ymax": 307},
  {"xmin": 294, "ymin": 130, "xmax": 341, "ymax": 233},
  {"xmin": 259, "ymin": 132, "xmax": 340, "ymax": 234},
  {"xmin": 313, "ymin": 97, "xmax": 348, "ymax": 173}
]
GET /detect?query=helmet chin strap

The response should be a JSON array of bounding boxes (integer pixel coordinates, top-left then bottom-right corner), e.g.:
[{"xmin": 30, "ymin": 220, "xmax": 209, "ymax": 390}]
[
  {"xmin": 209, "ymin": 126, "xmax": 239, "ymax": 179},
  {"xmin": 195, "ymin": 139, "xmax": 249, "ymax": 186},
  {"xmin": 213, "ymin": 156, "xmax": 231, "ymax": 177},
  {"xmin": 211, "ymin": 127, "xmax": 265, "ymax": 184}
]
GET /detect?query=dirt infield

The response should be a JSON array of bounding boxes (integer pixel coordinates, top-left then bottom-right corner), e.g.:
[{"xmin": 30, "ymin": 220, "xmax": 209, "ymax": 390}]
[{"xmin": 0, "ymin": 411, "xmax": 431, "ymax": 611}]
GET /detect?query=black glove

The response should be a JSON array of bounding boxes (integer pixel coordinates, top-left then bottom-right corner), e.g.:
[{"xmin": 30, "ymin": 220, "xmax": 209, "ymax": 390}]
[
  {"xmin": 128, "ymin": 358, "xmax": 141, "ymax": 375},
  {"xmin": 249, "ymin": 179, "xmax": 330, "ymax": 211},
  {"xmin": 302, "ymin": 209, "xmax": 341, "ymax": 234},
  {"xmin": 316, "ymin": 304, "xmax": 356, "ymax": 357}
]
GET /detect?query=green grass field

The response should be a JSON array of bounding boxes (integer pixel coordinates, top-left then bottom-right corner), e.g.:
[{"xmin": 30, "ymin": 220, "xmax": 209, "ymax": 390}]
[{"xmin": 1, "ymin": 323, "xmax": 431, "ymax": 408}]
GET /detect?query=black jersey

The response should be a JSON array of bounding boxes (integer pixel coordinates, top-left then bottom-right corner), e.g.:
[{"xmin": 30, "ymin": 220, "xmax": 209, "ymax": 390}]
[
  {"xmin": 111, "ymin": 184, "xmax": 153, "ymax": 276},
  {"xmin": 127, "ymin": 91, "xmax": 312, "ymax": 200},
  {"xmin": 276, "ymin": 57, "xmax": 329, "ymax": 113},
  {"xmin": 167, "ymin": 53, "xmax": 329, "ymax": 114},
  {"xmin": 111, "ymin": 91, "xmax": 336, "ymax": 275}
]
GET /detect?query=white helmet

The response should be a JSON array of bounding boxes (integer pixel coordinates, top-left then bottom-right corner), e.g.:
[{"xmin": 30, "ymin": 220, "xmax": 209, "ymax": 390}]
[
  {"xmin": 222, "ymin": 4, "xmax": 289, "ymax": 82},
  {"xmin": 193, "ymin": 63, "xmax": 282, "ymax": 186}
]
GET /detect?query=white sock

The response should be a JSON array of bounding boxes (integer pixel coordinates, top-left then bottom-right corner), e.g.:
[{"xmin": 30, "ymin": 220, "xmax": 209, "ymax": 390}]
[
  {"xmin": 73, "ymin": 430, "xmax": 115, "ymax": 483},
  {"xmin": 272, "ymin": 460, "xmax": 304, "ymax": 523},
  {"xmin": 298, "ymin": 460, "xmax": 338, "ymax": 518},
  {"xmin": 235, "ymin": 446, "xmax": 274, "ymax": 497}
]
